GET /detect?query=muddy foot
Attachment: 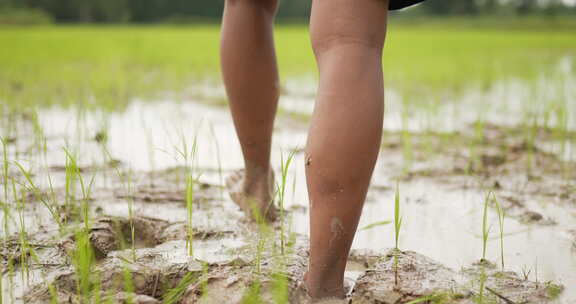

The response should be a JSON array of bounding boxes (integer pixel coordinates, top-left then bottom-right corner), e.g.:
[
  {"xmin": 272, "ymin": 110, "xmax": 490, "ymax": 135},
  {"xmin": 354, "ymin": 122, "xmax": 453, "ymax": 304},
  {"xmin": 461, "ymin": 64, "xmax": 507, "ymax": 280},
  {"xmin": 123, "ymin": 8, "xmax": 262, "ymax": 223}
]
[
  {"xmin": 225, "ymin": 169, "xmax": 277, "ymax": 222},
  {"xmin": 296, "ymin": 278, "xmax": 348, "ymax": 304}
]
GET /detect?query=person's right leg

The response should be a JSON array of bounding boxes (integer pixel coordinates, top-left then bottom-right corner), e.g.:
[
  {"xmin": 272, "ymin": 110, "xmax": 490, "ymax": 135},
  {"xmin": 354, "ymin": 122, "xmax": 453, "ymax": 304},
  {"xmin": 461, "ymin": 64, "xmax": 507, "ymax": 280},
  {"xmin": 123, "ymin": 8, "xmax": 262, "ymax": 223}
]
[{"xmin": 304, "ymin": 0, "xmax": 389, "ymax": 299}]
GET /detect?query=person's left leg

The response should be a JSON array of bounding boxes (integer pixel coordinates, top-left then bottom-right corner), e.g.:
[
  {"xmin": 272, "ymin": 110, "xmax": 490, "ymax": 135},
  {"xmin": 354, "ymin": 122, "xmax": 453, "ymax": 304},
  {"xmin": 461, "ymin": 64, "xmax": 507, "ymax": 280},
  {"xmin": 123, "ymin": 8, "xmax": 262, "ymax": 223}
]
[{"xmin": 220, "ymin": 0, "xmax": 280, "ymax": 222}]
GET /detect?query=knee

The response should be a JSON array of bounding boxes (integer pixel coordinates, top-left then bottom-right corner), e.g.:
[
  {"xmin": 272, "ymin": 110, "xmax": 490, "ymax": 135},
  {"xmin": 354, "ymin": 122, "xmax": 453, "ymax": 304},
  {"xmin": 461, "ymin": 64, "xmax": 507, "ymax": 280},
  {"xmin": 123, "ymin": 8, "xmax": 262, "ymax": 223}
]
[
  {"xmin": 226, "ymin": 0, "xmax": 279, "ymax": 14},
  {"xmin": 311, "ymin": 31, "xmax": 384, "ymax": 57}
]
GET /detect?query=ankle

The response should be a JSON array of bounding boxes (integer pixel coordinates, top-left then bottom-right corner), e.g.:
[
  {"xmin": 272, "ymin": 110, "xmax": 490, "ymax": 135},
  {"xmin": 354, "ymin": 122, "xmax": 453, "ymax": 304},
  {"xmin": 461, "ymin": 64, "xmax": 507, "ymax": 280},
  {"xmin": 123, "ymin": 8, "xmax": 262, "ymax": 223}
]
[
  {"xmin": 245, "ymin": 160, "xmax": 270, "ymax": 174},
  {"xmin": 244, "ymin": 163, "xmax": 272, "ymax": 184},
  {"xmin": 304, "ymin": 271, "xmax": 345, "ymax": 300}
]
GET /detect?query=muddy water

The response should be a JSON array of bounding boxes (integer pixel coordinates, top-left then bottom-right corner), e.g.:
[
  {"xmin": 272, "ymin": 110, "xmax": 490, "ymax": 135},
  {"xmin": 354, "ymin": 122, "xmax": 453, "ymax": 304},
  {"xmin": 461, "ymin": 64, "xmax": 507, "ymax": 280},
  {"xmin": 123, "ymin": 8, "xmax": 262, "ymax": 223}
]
[{"xmin": 1, "ymin": 67, "xmax": 575, "ymax": 302}]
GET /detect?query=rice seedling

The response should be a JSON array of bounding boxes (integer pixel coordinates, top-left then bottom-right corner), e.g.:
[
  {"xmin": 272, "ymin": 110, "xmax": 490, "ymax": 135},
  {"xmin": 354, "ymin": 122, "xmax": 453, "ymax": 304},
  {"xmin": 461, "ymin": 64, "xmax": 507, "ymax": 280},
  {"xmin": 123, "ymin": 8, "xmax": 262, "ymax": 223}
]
[
  {"xmin": 185, "ymin": 170, "xmax": 195, "ymax": 257},
  {"xmin": 521, "ymin": 265, "xmax": 532, "ymax": 281},
  {"xmin": 175, "ymin": 131, "xmax": 199, "ymax": 257},
  {"xmin": 64, "ymin": 147, "xmax": 77, "ymax": 214},
  {"xmin": 277, "ymin": 149, "xmax": 296, "ymax": 256},
  {"xmin": 476, "ymin": 267, "xmax": 487, "ymax": 304},
  {"xmin": 480, "ymin": 191, "xmax": 492, "ymax": 262},
  {"xmin": 64, "ymin": 148, "xmax": 95, "ymax": 229},
  {"xmin": 1, "ymin": 194, "xmax": 10, "ymax": 245},
  {"xmin": 200, "ymin": 261, "xmax": 209, "ymax": 299},
  {"xmin": 125, "ymin": 170, "xmax": 137, "ymax": 261},
  {"xmin": 545, "ymin": 282, "xmax": 563, "ymax": 299},
  {"xmin": 241, "ymin": 281, "xmax": 263, "ymax": 304},
  {"xmin": 12, "ymin": 178, "xmax": 30, "ymax": 284},
  {"xmin": 493, "ymin": 193, "xmax": 505, "ymax": 270},
  {"xmin": 91, "ymin": 272, "xmax": 102, "ymax": 304},
  {"xmin": 14, "ymin": 161, "xmax": 63, "ymax": 230},
  {"xmin": 121, "ymin": 262, "xmax": 135, "ymax": 303},
  {"xmin": 162, "ymin": 272, "xmax": 197, "ymax": 304},
  {"xmin": 394, "ymin": 181, "xmax": 403, "ymax": 250},
  {"xmin": 1, "ymin": 136, "xmax": 9, "ymax": 203},
  {"xmin": 71, "ymin": 215, "xmax": 96, "ymax": 302},
  {"xmin": 271, "ymin": 270, "xmax": 289, "ymax": 304},
  {"xmin": 359, "ymin": 220, "xmax": 392, "ymax": 231},
  {"xmin": 393, "ymin": 181, "xmax": 403, "ymax": 287}
]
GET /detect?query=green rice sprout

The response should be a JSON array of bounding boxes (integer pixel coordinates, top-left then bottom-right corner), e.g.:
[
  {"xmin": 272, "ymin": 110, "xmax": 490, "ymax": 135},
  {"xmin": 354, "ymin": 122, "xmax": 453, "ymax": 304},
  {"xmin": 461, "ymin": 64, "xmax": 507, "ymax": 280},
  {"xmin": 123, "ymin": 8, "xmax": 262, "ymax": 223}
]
[
  {"xmin": 1, "ymin": 137, "xmax": 9, "ymax": 247},
  {"xmin": 271, "ymin": 271, "xmax": 289, "ymax": 304},
  {"xmin": 72, "ymin": 228, "xmax": 95, "ymax": 302},
  {"xmin": 476, "ymin": 267, "xmax": 487, "ymax": 304},
  {"xmin": 125, "ymin": 170, "xmax": 136, "ymax": 261},
  {"xmin": 185, "ymin": 171, "xmax": 195, "ymax": 257},
  {"xmin": 493, "ymin": 193, "xmax": 505, "ymax": 270},
  {"xmin": 394, "ymin": 181, "xmax": 403, "ymax": 250},
  {"xmin": 241, "ymin": 281, "xmax": 263, "ymax": 304},
  {"xmin": 182, "ymin": 133, "xmax": 198, "ymax": 257},
  {"xmin": 200, "ymin": 262, "xmax": 209, "ymax": 299},
  {"xmin": 1, "ymin": 136, "xmax": 8, "ymax": 203},
  {"xmin": 360, "ymin": 220, "xmax": 392, "ymax": 231},
  {"xmin": 12, "ymin": 178, "xmax": 29, "ymax": 284},
  {"xmin": 481, "ymin": 191, "xmax": 492, "ymax": 262},
  {"xmin": 121, "ymin": 262, "xmax": 135, "ymax": 303},
  {"xmin": 64, "ymin": 147, "xmax": 77, "ymax": 212},
  {"xmin": 393, "ymin": 181, "xmax": 403, "ymax": 287},
  {"xmin": 277, "ymin": 149, "xmax": 296, "ymax": 256},
  {"xmin": 64, "ymin": 148, "xmax": 95, "ymax": 230},
  {"xmin": 14, "ymin": 161, "xmax": 63, "ymax": 230},
  {"xmin": 174, "ymin": 129, "xmax": 200, "ymax": 257},
  {"xmin": 1, "ymin": 193, "xmax": 10, "ymax": 247},
  {"xmin": 162, "ymin": 272, "xmax": 197, "ymax": 304}
]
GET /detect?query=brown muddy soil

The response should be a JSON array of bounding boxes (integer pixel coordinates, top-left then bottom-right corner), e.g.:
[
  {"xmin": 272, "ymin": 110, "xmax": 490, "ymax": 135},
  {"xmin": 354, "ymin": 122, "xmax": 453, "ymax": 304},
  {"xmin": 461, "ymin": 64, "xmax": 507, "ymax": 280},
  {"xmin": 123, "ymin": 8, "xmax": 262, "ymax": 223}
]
[
  {"xmin": 1, "ymin": 103, "xmax": 574, "ymax": 303},
  {"xmin": 2, "ymin": 165, "xmax": 567, "ymax": 303}
]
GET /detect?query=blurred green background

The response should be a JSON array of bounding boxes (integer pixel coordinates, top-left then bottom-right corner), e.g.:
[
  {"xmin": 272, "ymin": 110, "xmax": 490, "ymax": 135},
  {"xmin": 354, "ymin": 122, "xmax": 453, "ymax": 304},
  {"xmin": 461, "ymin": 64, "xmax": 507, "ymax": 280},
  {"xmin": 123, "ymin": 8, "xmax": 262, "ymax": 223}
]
[{"xmin": 0, "ymin": 0, "xmax": 575, "ymax": 110}]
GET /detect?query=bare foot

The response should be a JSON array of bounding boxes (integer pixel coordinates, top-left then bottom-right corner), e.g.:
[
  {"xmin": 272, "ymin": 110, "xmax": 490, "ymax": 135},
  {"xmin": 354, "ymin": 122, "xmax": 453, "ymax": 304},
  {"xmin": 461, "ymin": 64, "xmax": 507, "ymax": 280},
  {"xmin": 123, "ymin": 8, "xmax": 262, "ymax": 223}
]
[
  {"xmin": 225, "ymin": 168, "xmax": 277, "ymax": 222},
  {"xmin": 303, "ymin": 271, "xmax": 346, "ymax": 301}
]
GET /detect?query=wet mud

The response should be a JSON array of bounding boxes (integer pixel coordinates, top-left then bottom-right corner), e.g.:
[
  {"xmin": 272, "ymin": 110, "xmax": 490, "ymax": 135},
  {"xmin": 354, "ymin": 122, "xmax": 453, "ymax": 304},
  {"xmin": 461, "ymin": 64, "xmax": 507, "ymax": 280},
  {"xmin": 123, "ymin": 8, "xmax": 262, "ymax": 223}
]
[{"xmin": 1, "ymin": 100, "xmax": 575, "ymax": 303}]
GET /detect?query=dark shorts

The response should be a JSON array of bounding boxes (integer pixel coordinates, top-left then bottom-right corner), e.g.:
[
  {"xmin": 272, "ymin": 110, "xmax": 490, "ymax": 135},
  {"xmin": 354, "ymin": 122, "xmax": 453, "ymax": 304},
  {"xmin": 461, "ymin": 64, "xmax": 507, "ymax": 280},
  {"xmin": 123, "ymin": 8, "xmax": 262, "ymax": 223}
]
[{"xmin": 389, "ymin": 0, "xmax": 426, "ymax": 10}]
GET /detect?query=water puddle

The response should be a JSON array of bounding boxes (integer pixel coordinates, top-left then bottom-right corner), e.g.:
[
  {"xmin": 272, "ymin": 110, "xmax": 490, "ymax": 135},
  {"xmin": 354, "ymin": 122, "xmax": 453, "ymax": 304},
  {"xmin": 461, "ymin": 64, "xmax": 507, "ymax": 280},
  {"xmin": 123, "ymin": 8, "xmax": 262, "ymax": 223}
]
[{"xmin": 1, "ymin": 68, "xmax": 575, "ymax": 302}]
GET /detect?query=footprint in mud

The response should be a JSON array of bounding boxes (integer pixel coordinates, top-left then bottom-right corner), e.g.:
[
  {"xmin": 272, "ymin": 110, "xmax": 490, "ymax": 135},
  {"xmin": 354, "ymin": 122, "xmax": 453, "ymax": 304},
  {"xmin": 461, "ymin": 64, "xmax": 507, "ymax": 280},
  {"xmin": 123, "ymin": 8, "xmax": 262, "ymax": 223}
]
[{"xmin": 57, "ymin": 216, "xmax": 235, "ymax": 261}]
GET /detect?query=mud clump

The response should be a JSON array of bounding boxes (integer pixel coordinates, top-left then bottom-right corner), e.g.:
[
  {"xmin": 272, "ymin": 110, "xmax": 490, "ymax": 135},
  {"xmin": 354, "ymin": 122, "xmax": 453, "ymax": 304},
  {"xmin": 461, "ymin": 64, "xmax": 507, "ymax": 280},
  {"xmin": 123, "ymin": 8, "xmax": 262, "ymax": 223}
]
[
  {"xmin": 181, "ymin": 245, "xmax": 309, "ymax": 304},
  {"xmin": 351, "ymin": 249, "xmax": 561, "ymax": 304},
  {"xmin": 24, "ymin": 245, "xmax": 205, "ymax": 303},
  {"xmin": 352, "ymin": 250, "xmax": 469, "ymax": 304}
]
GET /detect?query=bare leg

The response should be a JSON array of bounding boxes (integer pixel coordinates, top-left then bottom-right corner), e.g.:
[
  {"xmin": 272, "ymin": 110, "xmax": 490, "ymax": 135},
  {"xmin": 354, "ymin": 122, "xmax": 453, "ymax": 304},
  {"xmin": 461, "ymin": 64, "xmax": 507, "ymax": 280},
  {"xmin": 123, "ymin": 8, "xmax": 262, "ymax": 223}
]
[
  {"xmin": 304, "ymin": 0, "xmax": 389, "ymax": 299},
  {"xmin": 221, "ymin": 0, "xmax": 279, "ymax": 222}
]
